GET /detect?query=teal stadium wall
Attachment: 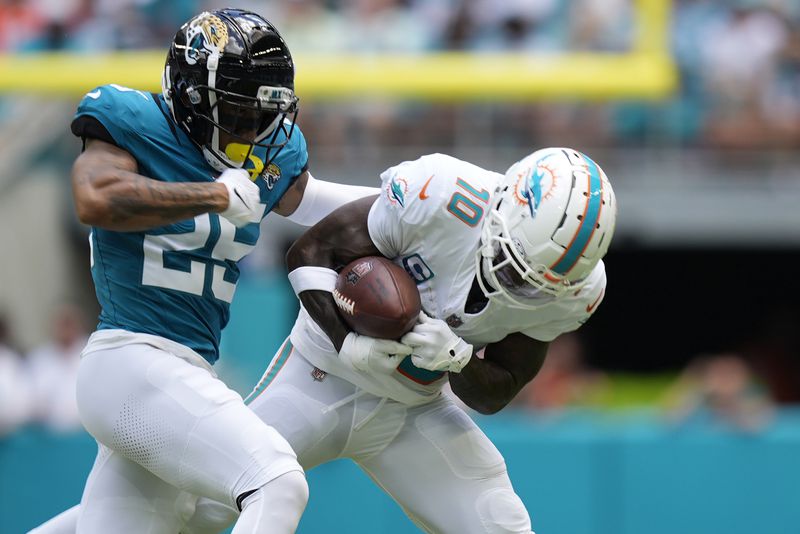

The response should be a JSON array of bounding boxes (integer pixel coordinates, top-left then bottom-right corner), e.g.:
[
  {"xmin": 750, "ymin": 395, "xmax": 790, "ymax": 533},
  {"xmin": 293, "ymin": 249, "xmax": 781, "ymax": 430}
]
[{"xmin": 3, "ymin": 278, "xmax": 800, "ymax": 534}]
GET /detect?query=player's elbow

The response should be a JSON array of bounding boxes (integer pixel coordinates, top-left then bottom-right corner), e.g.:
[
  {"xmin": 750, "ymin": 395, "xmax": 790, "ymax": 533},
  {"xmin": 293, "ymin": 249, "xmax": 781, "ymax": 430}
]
[
  {"xmin": 469, "ymin": 398, "xmax": 509, "ymax": 415},
  {"xmin": 285, "ymin": 241, "xmax": 305, "ymax": 271},
  {"xmin": 455, "ymin": 391, "xmax": 511, "ymax": 415},
  {"xmin": 73, "ymin": 192, "xmax": 110, "ymax": 226},
  {"xmin": 72, "ymin": 165, "xmax": 114, "ymax": 226},
  {"xmin": 286, "ymin": 236, "xmax": 323, "ymax": 271}
]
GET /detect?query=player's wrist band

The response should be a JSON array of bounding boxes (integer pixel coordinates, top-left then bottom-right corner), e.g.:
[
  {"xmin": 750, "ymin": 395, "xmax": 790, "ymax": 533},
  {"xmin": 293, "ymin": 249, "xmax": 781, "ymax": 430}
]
[{"xmin": 288, "ymin": 266, "xmax": 337, "ymax": 295}]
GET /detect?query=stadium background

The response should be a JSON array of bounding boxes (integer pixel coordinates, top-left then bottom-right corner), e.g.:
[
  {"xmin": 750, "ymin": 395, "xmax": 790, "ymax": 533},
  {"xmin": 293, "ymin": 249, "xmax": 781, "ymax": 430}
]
[{"xmin": 1, "ymin": 0, "xmax": 800, "ymax": 532}]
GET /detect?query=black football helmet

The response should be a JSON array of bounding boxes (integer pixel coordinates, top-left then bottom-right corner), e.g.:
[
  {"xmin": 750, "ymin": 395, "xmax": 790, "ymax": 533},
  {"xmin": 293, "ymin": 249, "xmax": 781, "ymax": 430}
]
[{"xmin": 162, "ymin": 8, "xmax": 299, "ymax": 172}]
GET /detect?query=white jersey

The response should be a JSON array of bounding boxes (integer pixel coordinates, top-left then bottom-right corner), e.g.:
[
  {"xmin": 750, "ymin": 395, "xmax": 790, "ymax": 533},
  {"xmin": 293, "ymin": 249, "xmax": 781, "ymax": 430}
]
[{"xmin": 291, "ymin": 154, "xmax": 607, "ymax": 404}]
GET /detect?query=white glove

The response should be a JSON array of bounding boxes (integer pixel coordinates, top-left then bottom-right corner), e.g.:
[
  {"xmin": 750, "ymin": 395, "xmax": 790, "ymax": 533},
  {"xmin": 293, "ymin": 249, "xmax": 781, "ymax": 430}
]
[
  {"xmin": 217, "ymin": 168, "xmax": 264, "ymax": 227},
  {"xmin": 338, "ymin": 332, "xmax": 413, "ymax": 375},
  {"xmin": 401, "ymin": 312, "xmax": 473, "ymax": 373}
]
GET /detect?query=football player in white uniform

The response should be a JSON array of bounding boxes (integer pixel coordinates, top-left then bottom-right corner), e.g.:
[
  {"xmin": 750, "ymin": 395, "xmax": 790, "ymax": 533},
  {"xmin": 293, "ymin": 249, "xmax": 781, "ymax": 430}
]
[{"xmin": 224, "ymin": 147, "xmax": 616, "ymax": 533}]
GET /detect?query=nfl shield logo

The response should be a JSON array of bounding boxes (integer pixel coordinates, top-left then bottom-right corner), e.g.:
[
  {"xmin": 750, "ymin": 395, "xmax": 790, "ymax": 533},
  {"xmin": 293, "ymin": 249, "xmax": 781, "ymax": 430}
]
[
  {"xmin": 311, "ymin": 367, "xmax": 327, "ymax": 381},
  {"xmin": 445, "ymin": 314, "xmax": 463, "ymax": 328}
]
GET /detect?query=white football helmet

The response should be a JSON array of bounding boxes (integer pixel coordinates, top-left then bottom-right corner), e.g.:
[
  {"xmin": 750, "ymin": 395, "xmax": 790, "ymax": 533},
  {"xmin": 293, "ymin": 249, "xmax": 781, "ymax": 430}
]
[{"xmin": 477, "ymin": 147, "xmax": 616, "ymax": 309}]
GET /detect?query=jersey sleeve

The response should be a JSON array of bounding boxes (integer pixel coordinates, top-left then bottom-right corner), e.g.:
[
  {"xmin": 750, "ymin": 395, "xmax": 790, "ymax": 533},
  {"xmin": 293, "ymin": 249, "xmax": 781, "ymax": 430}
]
[
  {"xmin": 521, "ymin": 263, "xmax": 607, "ymax": 342},
  {"xmin": 270, "ymin": 121, "xmax": 309, "ymax": 181},
  {"xmin": 71, "ymin": 85, "xmax": 154, "ymax": 153}
]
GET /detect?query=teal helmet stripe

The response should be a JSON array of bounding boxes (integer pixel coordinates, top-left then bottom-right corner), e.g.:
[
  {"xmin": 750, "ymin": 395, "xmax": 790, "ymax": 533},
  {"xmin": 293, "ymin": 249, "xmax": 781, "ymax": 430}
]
[{"xmin": 550, "ymin": 154, "xmax": 603, "ymax": 276}]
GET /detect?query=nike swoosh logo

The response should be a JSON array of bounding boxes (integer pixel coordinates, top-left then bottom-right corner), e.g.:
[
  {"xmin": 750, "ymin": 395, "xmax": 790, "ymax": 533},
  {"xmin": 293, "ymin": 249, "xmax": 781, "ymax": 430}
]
[
  {"xmin": 418, "ymin": 175, "xmax": 434, "ymax": 200},
  {"xmin": 586, "ymin": 289, "xmax": 605, "ymax": 313},
  {"xmin": 86, "ymin": 90, "xmax": 101, "ymax": 99},
  {"xmin": 234, "ymin": 189, "xmax": 251, "ymax": 209}
]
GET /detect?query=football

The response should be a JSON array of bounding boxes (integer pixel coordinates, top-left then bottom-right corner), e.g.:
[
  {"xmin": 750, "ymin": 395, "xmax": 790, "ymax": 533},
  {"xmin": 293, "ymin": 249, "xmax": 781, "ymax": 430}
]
[{"xmin": 333, "ymin": 256, "xmax": 421, "ymax": 339}]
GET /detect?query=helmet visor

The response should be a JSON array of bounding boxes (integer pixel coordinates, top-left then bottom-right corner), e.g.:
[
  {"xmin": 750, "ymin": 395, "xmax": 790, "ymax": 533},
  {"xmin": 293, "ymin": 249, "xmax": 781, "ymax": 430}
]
[
  {"xmin": 217, "ymin": 98, "xmax": 276, "ymax": 145},
  {"xmin": 214, "ymin": 85, "xmax": 296, "ymax": 144},
  {"xmin": 208, "ymin": 85, "xmax": 298, "ymax": 166}
]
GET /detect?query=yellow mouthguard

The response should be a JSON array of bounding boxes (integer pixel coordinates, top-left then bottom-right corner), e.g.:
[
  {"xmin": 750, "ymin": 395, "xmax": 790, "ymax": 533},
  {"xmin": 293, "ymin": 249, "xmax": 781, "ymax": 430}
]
[{"xmin": 224, "ymin": 142, "xmax": 251, "ymax": 164}]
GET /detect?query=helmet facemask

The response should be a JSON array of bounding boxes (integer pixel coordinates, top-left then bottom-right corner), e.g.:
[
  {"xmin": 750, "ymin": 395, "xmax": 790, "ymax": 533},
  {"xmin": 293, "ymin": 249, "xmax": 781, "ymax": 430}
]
[
  {"xmin": 476, "ymin": 208, "xmax": 568, "ymax": 310},
  {"xmin": 190, "ymin": 80, "xmax": 298, "ymax": 172}
]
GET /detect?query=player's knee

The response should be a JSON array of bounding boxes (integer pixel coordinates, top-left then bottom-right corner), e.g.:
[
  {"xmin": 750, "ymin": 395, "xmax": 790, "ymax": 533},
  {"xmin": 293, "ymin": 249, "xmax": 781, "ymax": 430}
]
[
  {"xmin": 241, "ymin": 470, "xmax": 308, "ymax": 509},
  {"xmin": 273, "ymin": 470, "xmax": 309, "ymax": 508},
  {"xmin": 475, "ymin": 487, "xmax": 533, "ymax": 534},
  {"xmin": 181, "ymin": 498, "xmax": 237, "ymax": 534}
]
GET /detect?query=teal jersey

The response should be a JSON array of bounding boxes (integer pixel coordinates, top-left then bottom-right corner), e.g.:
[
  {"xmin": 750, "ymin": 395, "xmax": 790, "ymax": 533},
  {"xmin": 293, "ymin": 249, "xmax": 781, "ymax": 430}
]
[{"xmin": 73, "ymin": 84, "xmax": 309, "ymax": 364}]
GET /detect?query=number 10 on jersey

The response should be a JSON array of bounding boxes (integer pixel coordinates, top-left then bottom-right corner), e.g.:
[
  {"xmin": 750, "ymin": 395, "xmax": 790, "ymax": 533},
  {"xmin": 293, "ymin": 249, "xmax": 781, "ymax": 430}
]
[{"xmin": 447, "ymin": 178, "xmax": 490, "ymax": 226}]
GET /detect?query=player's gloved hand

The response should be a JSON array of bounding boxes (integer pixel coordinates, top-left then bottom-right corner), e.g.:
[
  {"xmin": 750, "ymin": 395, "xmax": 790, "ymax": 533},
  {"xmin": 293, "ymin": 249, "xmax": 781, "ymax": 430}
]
[
  {"xmin": 401, "ymin": 312, "xmax": 473, "ymax": 373},
  {"xmin": 217, "ymin": 168, "xmax": 263, "ymax": 227},
  {"xmin": 338, "ymin": 332, "xmax": 413, "ymax": 375}
]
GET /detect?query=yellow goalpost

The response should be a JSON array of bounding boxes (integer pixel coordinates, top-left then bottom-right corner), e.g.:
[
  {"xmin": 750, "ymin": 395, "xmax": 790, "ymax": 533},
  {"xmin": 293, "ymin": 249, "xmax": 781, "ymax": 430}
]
[{"xmin": 0, "ymin": 0, "xmax": 675, "ymax": 101}]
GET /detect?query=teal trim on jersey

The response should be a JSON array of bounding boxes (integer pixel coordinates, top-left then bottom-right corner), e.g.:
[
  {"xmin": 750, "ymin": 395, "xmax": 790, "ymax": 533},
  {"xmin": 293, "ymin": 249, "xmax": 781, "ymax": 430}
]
[
  {"xmin": 550, "ymin": 154, "xmax": 603, "ymax": 276},
  {"xmin": 245, "ymin": 340, "xmax": 293, "ymax": 405},
  {"xmin": 73, "ymin": 85, "xmax": 309, "ymax": 363},
  {"xmin": 397, "ymin": 356, "xmax": 445, "ymax": 385}
]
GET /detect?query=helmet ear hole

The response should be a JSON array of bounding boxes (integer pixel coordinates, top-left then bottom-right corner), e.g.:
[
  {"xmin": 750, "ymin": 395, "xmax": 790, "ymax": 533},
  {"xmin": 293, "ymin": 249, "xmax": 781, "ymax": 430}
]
[{"xmin": 173, "ymin": 80, "xmax": 189, "ymax": 106}]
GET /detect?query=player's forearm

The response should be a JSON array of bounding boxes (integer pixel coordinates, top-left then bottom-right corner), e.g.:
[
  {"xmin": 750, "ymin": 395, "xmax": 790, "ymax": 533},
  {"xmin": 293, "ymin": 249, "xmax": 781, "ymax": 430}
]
[
  {"xmin": 449, "ymin": 357, "xmax": 519, "ymax": 415},
  {"xmin": 74, "ymin": 169, "xmax": 228, "ymax": 231},
  {"xmin": 450, "ymin": 334, "xmax": 548, "ymax": 414},
  {"xmin": 287, "ymin": 233, "xmax": 359, "ymax": 351},
  {"xmin": 286, "ymin": 195, "xmax": 382, "ymax": 351},
  {"xmin": 298, "ymin": 291, "xmax": 352, "ymax": 351}
]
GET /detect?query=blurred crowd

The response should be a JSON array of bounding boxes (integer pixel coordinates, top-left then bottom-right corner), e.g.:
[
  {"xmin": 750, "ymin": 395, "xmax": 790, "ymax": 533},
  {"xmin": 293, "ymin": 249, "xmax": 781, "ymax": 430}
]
[
  {"xmin": 0, "ymin": 0, "xmax": 796, "ymax": 437},
  {"xmin": 2, "ymin": 0, "xmax": 800, "ymax": 148},
  {"xmin": 510, "ymin": 333, "xmax": 780, "ymax": 432},
  {"xmin": 0, "ymin": 304, "xmax": 87, "ymax": 436}
]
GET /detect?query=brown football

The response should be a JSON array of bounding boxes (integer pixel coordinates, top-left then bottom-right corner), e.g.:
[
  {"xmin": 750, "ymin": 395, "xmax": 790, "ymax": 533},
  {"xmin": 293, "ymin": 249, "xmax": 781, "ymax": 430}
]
[{"xmin": 333, "ymin": 256, "xmax": 421, "ymax": 339}]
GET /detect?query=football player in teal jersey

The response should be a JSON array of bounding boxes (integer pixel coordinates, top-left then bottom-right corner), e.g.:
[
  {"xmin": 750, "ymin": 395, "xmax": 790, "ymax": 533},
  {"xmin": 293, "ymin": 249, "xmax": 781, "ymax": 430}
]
[{"xmin": 31, "ymin": 8, "xmax": 379, "ymax": 534}]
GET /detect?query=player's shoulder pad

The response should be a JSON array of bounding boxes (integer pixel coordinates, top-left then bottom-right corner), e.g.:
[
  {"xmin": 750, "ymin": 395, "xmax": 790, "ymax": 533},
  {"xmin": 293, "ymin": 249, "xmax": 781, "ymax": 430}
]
[
  {"xmin": 74, "ymin": 84, "xmax": 154, "ymax": 144},
  {"xmin": 270, "ymin": 120, "xmax": 309, "ymax": 180},
  {"xmin": 377, "ymin": 153, "xmax": 489, "ymax": 218},
  {"xmin": 573, "ymin": 260, "xmax": 607, "ymax": 315}
]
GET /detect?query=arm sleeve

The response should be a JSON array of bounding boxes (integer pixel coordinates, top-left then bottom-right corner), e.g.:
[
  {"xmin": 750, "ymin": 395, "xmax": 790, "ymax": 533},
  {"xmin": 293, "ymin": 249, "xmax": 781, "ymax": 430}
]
[
  {"xmin": 366, "ymin": 155, "xmax": 447, "ymax": 258},
  {"xmin": 285, "ymin": 173, "xmax": 380, "ymax": 226},
  {"xmin": 70, "ymin": 115, "xmax": 117, "ymax": 148},
  {"xmin": 367, "ymin": 197, "xmax": 404, "ymax": 258}
]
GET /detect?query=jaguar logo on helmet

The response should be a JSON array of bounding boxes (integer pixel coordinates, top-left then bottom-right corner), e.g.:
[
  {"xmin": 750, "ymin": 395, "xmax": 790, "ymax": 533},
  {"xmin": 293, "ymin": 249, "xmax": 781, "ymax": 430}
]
[{"xmin": 185, "ymin": 13, "xmax": 229, "ymax": 65}]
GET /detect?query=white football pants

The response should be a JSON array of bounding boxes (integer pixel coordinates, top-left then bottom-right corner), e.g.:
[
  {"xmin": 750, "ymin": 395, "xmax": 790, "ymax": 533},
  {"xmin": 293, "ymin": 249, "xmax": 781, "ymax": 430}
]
[
  {"xmin": 73, "ymin": 343, "xmax": 306, "ymax": 534},
  {"xmin": 189, "ymin": 340, "xmax": 533, "ymax": 534},
  {"xmin": 30, "ymin": 341, "xmax": 532, "ymax": 534}
]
